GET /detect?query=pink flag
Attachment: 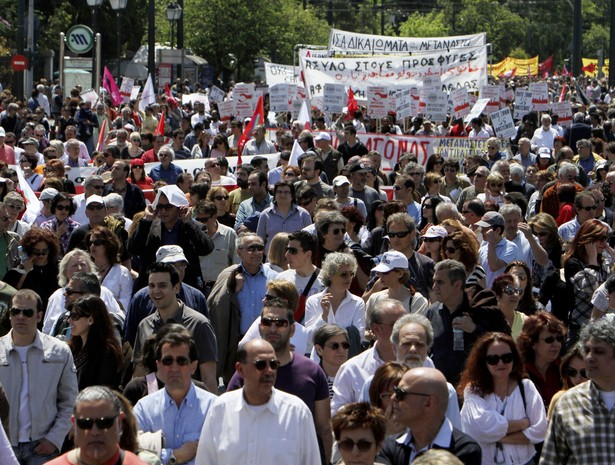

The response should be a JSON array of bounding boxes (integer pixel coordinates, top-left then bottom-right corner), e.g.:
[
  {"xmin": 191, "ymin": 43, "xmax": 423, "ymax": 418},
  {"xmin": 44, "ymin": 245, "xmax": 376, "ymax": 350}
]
[{"xmin": 103, "ymin": 67, "xmax": 123, "ymax": 107}]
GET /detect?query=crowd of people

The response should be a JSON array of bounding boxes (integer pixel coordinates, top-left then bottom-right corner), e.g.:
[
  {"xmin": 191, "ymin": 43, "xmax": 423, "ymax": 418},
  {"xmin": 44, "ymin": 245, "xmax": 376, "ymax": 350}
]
[{"xmin": 0, "ymin": 74, "xmax": 613, "ymax": 465}]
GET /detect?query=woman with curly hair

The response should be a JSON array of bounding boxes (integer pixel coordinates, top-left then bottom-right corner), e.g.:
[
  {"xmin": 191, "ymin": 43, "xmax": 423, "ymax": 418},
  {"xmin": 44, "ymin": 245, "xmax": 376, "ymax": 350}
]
[
  {"xmin": 504, "ymin": 261, "xmax": 545, "ymax": 316},
  {"xmin": 517, "ymin": 311, "xmax": 567, "ymax": 407},
  {"xmin": 4, "ymin": 227, "xmax": 60, "ymax": 309},
  {"xmin": 459, "ymin": 332, "xmax": 547, "ymax": 465},
  {"xmin": 85, "ymin": 226, "xmax": 132, "ymax": 310},
  {"xmin": 492, "ymin": 274, "xmax": 527, "ymax": 340},
  {"xmin": 41, "ymin": 158, "xmax": 76, "ymax": 194},
  {"xmin": 331, "ymin": 402, "xmax": 386, "ymax": 465},
  {"xmin": 441, "ymin": 230, "xmax": 486, "ymax": 297},
  {"xmin": 40, "ymin": 192, "xmax": 79, "ymax": 256},
  {"xmin": 67, "ymin": 295, "xmax": 123, "ymax": 390}
]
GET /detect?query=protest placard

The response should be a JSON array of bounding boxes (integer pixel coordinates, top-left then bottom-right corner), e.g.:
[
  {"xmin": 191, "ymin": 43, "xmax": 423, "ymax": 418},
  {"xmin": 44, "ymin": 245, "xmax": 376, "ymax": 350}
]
[
  {"xmin": 368, "ymin": 86, "xmax": 389, "ymax": 118},
  {"xmin": 490, "ymin": 108, "xmax": 517, "ymax": 139},
  {"xmin": 514, "ymin": 89, "xmax": 533, "ymax": 120}
]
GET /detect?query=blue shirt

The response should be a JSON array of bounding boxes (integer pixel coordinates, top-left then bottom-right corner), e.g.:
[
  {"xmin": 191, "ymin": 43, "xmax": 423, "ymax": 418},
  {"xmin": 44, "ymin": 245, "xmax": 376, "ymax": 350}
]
[
  {"xmin": 256, "ymin": 204, "xmax": 312, "ymax": 254},
  {"xmin": 237, "ymin": 263, "xmax": 278, "ymax": 334},
  {"xmin": 149, "ymin": 162, "xmax": 184, "ymax": 184},
  {"xmin": 234, "ymin": 193, "xmax": 273, "ymax": 231},
  {"xmin": 134, "ymin": 384, "xmax": 215, "ymax": 465}
]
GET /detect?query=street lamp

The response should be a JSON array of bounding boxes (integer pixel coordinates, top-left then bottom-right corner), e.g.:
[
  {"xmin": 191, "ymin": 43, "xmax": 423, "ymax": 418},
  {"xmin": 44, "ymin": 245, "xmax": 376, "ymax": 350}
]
[
  {"xmin": 86, "ymin": 0, "xmax": 103, "ymax": 88},
  {"xmin": 166, "ymin": 2, "xmax": 182, "ymax": 82},
  {"xmin": 109, "ymin": 0, "xmax": 128, "ymax": 83}
]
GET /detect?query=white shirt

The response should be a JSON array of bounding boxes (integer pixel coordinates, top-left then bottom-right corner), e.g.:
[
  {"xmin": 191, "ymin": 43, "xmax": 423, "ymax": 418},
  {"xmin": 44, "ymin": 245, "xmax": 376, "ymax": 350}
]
[
  {"xmin": 304, "ymin": 290, "xmax": 366, "ymax": 352},
  {"xmin": 101, "ymin": 264, "xmax": 133, "ymax": 311},
  {"xmin": 460, "ymin": 379, "xmax": 547, "ymax": 465},
  {"xmin": 479, "ymin": 237, "xmax": 518, "ymax": 288},
  {"xmin": 71, "ymin": 194, "xmax": 89, "ymax": 226},
  {"xmin": 531, "ymin": 126, "xmax": 559, "ymax": 150},
  {"xmin": 63, "ymin": 140, "xmax": 91, "ymax": 162},
  {"xmin": 195, "ymin": 388, "xmax": 320, "ymax": 465}
]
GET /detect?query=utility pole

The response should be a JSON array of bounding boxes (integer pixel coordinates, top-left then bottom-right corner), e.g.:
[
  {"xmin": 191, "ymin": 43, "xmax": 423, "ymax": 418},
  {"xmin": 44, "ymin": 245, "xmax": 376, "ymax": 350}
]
[
  {"xmin": 16, "ymin": 0, "xmax": 25, "ymax": 99},
  {"xmin": 572, "ymin": 0, "xmax": 582, "ymax": 76}
]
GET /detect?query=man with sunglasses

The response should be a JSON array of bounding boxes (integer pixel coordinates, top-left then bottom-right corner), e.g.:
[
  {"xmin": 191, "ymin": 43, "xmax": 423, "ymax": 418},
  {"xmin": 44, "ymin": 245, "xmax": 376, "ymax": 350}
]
[
  {"xmin": 70, "ymin": 174, "xmax": 105, "ymax": 226},
  {"xmin": 558, "ymin": 190, "xmax": 610, "ymax": 241},
  {"xmin": 226, "ymin": 298, "xmax": 332, "ymax": 464},
  {"xmin": 0, "ymin": 289, "xmax": 77, "ymax": 464},
  {"xmin": 376, "ymin": 367, "xmax": 481, "ymax": 465},
  {"xmin": 204, "ymin": 157, "xmax": 234, "ymax": 185},
  {"xmin": 103, "ymin": 160, "xmax": 146, "ymax": 221},
  {"xmin": 196, "ymin": 338, "xmax": 320, "ymax": 465},
  {"xmin": 542, "ymin": 318, "xmax": 615, "ymax": 465},
  {"xmin": 134, "ymin": 330, "xmax": 215, "ymax": 465},
  {"xmin": 476, "ymin": 211, "xmax": 519, "ymax": 288}
]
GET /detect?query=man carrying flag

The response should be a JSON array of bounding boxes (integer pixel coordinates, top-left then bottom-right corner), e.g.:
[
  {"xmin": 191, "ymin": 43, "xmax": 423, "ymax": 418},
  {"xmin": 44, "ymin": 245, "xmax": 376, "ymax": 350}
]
[{"xmin": 239, "ymin": 96, "xmax": 275, "ymax": 157}]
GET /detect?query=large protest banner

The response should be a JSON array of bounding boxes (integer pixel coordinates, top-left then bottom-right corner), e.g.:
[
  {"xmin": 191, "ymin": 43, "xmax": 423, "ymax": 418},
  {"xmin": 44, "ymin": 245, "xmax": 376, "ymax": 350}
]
[
  {"xmin": 301, "ymin": 46, "xmax": 488, "ymax": 100},
  {"xmin": 328, "ymin": 28, "xmax": 486, "ymax": 54}
]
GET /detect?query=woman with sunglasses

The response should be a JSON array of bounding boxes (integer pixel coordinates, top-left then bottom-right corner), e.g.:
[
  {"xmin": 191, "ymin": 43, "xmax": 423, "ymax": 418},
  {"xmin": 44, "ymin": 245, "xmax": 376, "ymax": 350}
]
[
  {"xmin": 4, "ymin": 228, "xmax": 60, "ymax": 310},
  {"xmin": 305, "ymin": 252, "xmax": 365, "ymax": 354},
  {"xmin": 441, "ymin": 230, "xmax": 485, "ymax": 298},
  {"xmin": 206, "ymin": 186, "xmax": 234, "ymax": 227},
  {"xmin": 40, "ymin": 158, "xmax": 77, "ymax": 194},
  {"xmin": 210, "ymin": 134, "xmax": 230, "ymax": 158},
  {"xmin": 368, "ymin": 362, "xmax": 407, "ymax": 436},
  {"xmin": 128, "ymin": 158, "xmax": 154, "ymax": 190},
  {"xmin": 491, "ymin": 274, "xmax": 527, "ymax": 341},
  {"xmin": 421, "ymin": 173, "xmax": 451, "ymax": 204},
  {"xmin": 517, "ymin": 311, "xmax": 567, "ymax": 407},
  {"xmin": 313, "ymin": 324, "xmax": 350, "ymax": 399},
  {"xmin": 85, "ymin": 226, "xmax": 132, "ymax": 311},
  {"xmin": 418, "ymin": 196, "xmax": 443, "ymax": 234},
  {"xmin": 425, "ymin": 154, "xmax": 445, "ymax": 176},
  {"xmin": 458, "ymin": 332, "xmax": 547, "ymax": 465},
  {"xmin": 67, "ymin": 295, "xmax": 123, "ymax": 390},
  {"xmin": 546, "ymin": 345, "xmax": 587, "ymax": 420},
  {"xmin": 282, "ymin": 165, "xmax": 301, "ymax": 184},
  {"xmin": 478, "ymin": 172, "xmax": 505, "ymax": 207},
  {"xmin": 41, "ymin": 192, "xmax": 79, "ymax": 256},
  {"xmin": 419, "ymin": 225, "xmax": 447, "ymax": 263},
  {"xmin": 563, "ymin": 219, "xmax": 612, "ymax": 344},
  {"xmin": 122, "ymin": 132, "xmax": 144, "ymax": 160},
  {"xmin": 504, "ymin": 261, "xmax": 545, "ymax": 316},
  {"xmin": 331, "ymin": 402, "xmax": 386, "ymax": 465}
]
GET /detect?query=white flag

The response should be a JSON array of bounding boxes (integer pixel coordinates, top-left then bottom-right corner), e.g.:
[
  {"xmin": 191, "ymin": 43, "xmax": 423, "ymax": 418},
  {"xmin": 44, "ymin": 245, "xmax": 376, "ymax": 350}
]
[{"xmin": 139, "ymin": 74, "xmax": 156, "ymax": 112}]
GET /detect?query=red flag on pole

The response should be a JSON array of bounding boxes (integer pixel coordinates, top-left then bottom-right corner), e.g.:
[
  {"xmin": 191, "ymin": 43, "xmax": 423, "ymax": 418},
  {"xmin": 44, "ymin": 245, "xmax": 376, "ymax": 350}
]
[
  {"xmin": 102, "ymin": 66, "xmax": 123, "ymax": 107},
  {"xmin": 538, "ymin": 55, "xmax": 554, "ymax": 74},
  {"xmin": 96, "ymin": 118, "xmax": 107, "ymax": 152},
  {"xmin": 346, "ymin": 87, "xmax": 359, "ymax": 120},
  {"xmin": 154, "ymin": 110, "xmax": 165, "ymax": 136},
  {"xmin": 237, "ymin": 95, "xmax": 266, "ymax": 164},
  {"xmin": 582, "ymin": 63, "xmax": 597, "ymax": 74},
  {"xmin": 164, "ymin": 83, "xmax": 179, "ymax": 109},
  {"xmin": 559, "ymin": 84, "xmax": 568, "ymax": 103}
]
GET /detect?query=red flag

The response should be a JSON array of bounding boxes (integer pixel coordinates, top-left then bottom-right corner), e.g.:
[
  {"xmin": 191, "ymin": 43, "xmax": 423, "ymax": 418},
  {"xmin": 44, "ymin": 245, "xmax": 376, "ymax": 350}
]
[
  {"xmin": 559, "ymin": 84, "xmax": 568, "ymax": 102},
  {"xmin": 346, "ymin": 87, "xmax": 359, "ymax": 120},
  {"xmin": 538, "ymin": 55, "xmax": 554, "ymax": 74},
  {"xmin": 96, "ymin": 118, "xmax": 107, "ymax": 152},
  {"xmin": 562, "ymin": 65, "xmax": 570, "ymax": 76},
  {"xmin": 164, "ymin": 83, "xmax": 179, "ymax": 109},
  {"xmin": 582, "ymin": 63, "xmax": 597, "ymax": 74},
  {"xmin": 237, "ymin": 95, "xmax": 265, "ymax": 163},
  {"xmin": 102, "ymin": 67, "xmax": 123, "ymax": 107},
  {"xmin": 154, "ymin": 109, "xmax": 165, "ymax": 136}
]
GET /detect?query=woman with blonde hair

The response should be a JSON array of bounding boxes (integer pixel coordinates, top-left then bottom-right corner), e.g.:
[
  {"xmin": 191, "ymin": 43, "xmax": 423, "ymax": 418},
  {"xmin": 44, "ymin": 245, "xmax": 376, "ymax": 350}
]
[
  {"xmin": 206, "ymin": 185, "xmax": 234, "ymax": 227},
  {"xmin": 478, "ymin": 172, "xmax": 505, "ymax": 206},
  {"xmin": 267, "ymin": 232, "xmax": 289, "ymax": 272}
]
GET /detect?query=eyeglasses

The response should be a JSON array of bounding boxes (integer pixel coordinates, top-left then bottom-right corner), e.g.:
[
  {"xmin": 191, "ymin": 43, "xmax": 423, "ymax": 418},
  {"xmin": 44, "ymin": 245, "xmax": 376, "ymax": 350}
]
[
  {"xmin": 241, "ymin": 244, "xmax": 265, "ymax": 252},
  {"xmin": 9, "ymin": 307, "xmax": 35, "ymax": 318},
  {"xmin": 32, "ymin": 248, "xmax": 49, "ymax": 256},
  {"xmin": 326, "ymin": 342, "xmax": 350, "ymax": 350},
  {"xmin": 285, "ymin": 246, "xmax": 301, "ymax": 255},
  {"xmin": 578, "ymin": 205, "xmax": 597, "ymax": 211},
  {"xmin": 132, "ymin": 166, "xmax": 143, "ymax": 170},
  {"xmin": 566, "ymin": 367, "xmax": 587, "ymax": 378},
  {"xmin": 533, "ymin": 230, "xmax": 549, "ymax": 237},
  {"xmin": 423, "ymin": 204, "xmax": 433, "ymax": 210},
  {"xmin": 206, "ymin": 163, "xmax": 220, "ymax": 168},
  {"xmin": 424, "ymin": 237, "xmax": 442, "ymax": 243},
  {"xmin": 485, "ymin": 353, "xmax": 514, "ymax": 365},
  {"xmin": 5, "ymin": 203, "xmax": 22, "ymax": 210},
  {"xmin": 65, "ymin": 287, "xmax": 87, "ymax": 297},
  {"xmin": 55, "ymin": 204, "xmax": 71, "ymax": 211},
  {"xmin": 393, "ymin": 185, "xmax": 403, "ymax": 191},
  {"xmin": 388, "ymin": 230, "xmax": 411, "ymax": 238},
  {"xmin": 160, "ymin": 356, "xmax": 191, "ymax": 366},
  {"xmin": 131, "ymin": 138, "xmax": 141, "ymax": 142},
  {"xmin": 87, "ymin": 239, "xmax": 104, "ymax": 247},
  {"xmin": 392, "ymin": 385, "xmax": 431, "ymax": 402},
  {"xmin": 330, "ymin": 228, "xmax": 346, "ymax": 235},
  {"xmin": 158, "ymin": 153, "xmax": 170, "ymax": 157},
  {"xmin": 214, "ymin": 195, "xmax": 229, "ymax": 201},
  {"xmin": 86, "ymin": 204, "xmax": 104, "ymax": 211},
  {"xmin": 408, "ymin": 172, "xmax": 422, "ymax": 176},
  {"xmin": 490, "ymin": 183, "xmax": 503, "ymax": 188},
  {"xmin": 502, "ymin": 286, "xmax": 523, "ymax": 296},
  {"xmin": 251, "ymin": 359, "xmax": 281, "ymax": 371},
  {"xmin": 261, "ymin": 317, "xmax": 289, "ymax": 328},
  {"xmin": 284, "ymin": 171, "xmax": 295, "ymax": 176},
  {"xmin": 195, "ymin": 216, "xmax": 211, "ymax": 223},
  {"xmin": 445, "ymin": 247, "xmax": 458, "ymax": 254},
  {"xmin": 75, "ymin": 416, "xmax": 118, "ymax": 430},
  {"xmin": 338, "ymin": 439, "xmax": 374, "ymax": 453},
  {"xmin": 68, "ymin": 312, "xmax": 88, "ymax": 321},
  {"xmin": 336, "ymin": 271, "xmax": 356, "ymax": 279},
  {"xmin": 155, "ymin": 203, "xmax": 176, "ymax": 211},
  {"xmin": 541, "ymin": 335, "xmax": 565, "ymax": 344}
]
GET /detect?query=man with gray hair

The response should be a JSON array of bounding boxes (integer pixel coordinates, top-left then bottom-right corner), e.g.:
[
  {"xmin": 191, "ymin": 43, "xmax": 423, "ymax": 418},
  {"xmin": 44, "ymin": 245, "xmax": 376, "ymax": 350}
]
[
  {"xmin": 331, "ymin": 298, "xmax": 406, "ymax": 414},
  {"xmin": 513, "ymin": 137, "xmax": 536, "ymax": 169},
  {"xmin": 456, "ymin": 166, "xmax": 490, "ymax": 210},
  {"xmin": 541, "ymin": 318, "xmax": 615, "ymax": 464},
  {"xmin": 500, "ymin": 203, "xmax": 548, "ymax": 266},
  {"xmin": 564, "ymin": 112, "xmax": 592, "ymax": 153},
  {"xmin": 149, "ymin": 146, "xmax": 184, "ymax": 184},
  {"xmin": 531, "ymin": 114, "xmax": 558, "ymax": 150},
  {"xmin": 103, "ymin": 193, "xmax": 132, "ymax": 231},
  {"xmin": 574, "ymin": 138, "xmax": 604, "ymax": 180},
  {"xmin": 540, "ymin": 162, "xmax": 584, "ymax": 219}
]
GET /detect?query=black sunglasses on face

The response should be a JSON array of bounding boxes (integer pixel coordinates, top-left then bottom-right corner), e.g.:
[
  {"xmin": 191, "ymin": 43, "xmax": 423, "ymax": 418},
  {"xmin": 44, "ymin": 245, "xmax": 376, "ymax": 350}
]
[
  {"xmin": 261, "ymin": 317, "xmax": 289, "ymax": 328},
  {"xmin": 541, "ymin": 335, "xmax": 565, "ymax": 344},
  {"xmin": 155, "ymin": 203, "xmax": 176, "ymax": 211},
  {"xmin": 485, "ymin": 353, "xmax": 514, "ymax": 365},
  {"xmin": 242, "ymin": 244, "xmax": 264, "ymax": 252},
  {"xmin": 69, "ymin": 312, "xmax": 88, "ymax": 321},
  {"xmin": 388, "ymin": 230, "xmax": 411, "ymax": 238},
  {"xmin": 566, "ymin": 367, "xmax": 587, "ymax": 378},
  {"xmin": 65, "ymin": 287, "xmax": 87, "ymax": 297},
  {"xmin": 87, "ymin": 239, "xmax": 104, "ymax": 247},
  {"xmin": 338, "ymin": 439, "xmax": 374, "ymax": 453},
  {"xmin": 55, "ymin": 204, "xmax": 71, "ymax": 211},
  {"xmin": 392, "ymin": 385, "xmax": 431, "ymax": 402},
  {"xmin": 160, "ymin": 356, "xmax": 191, "ymax": 366},
  {"xmin": 251, "ymin": 359, "xmax": 281, "ymax": 371},
  {"xmin": 86, "ymin": 204, "xmax": 104, "ymax": 211},
  {"xmin": 326, "ymin": 342, "xmax": 350, "ymax": 350},
  {"xmin": 75, "ymin": 416, "xmax": 118, "ymax": 430},
  {"xmin": 9, "ymin": 307, "xmax": 35, "ymax": 318},
  {"xmin": 285, "ymin": 246, "xmax": 300, "ymax": 255}
]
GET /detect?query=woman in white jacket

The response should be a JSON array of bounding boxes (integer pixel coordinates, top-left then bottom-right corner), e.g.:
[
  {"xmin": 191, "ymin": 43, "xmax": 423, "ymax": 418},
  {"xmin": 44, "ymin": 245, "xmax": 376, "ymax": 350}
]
[{"xmin": 458, "ymin": 332, "xmax": 547, "ymax": 465}]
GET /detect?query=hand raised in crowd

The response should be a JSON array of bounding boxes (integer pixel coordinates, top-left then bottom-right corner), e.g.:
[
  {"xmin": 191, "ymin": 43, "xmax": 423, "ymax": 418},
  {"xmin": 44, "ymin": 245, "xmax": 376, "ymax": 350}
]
[
  {"xmin": 320, "ymin": 292, "xmax": 333, "ymax": 321},
  {"xmin": 483, "ymin": 228, "xmax": 500, "ymax": 245},
  {"xmin": 517, "ymin": 222, "xmax": 533, "ymax": 240},
  {"xmin": 144, "ymin": 204, "xmax": 157, "ymax": 221},
  {"xmin": 584, "ymin": 241, "xmax": 599, "ymax": 266},
  {"xmin": 179, "ymin": 205, "xmax": 192, "ymax": 223}
]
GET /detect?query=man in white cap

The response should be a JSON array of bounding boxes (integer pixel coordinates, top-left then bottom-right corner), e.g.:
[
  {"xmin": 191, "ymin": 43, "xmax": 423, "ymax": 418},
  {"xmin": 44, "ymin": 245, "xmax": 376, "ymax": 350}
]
[
  {"xmin": 128, "ymin": 185, "xmax": 214, "ymax": 293},
  {"xmin": 332, "ymin": 175, "xmax": 367, "ymax": 218},
  {"xmin": 33, "ymin": 188, "xmax": 59, "ymax": 226},
  {"xmin": 476, "ymin": 211, "xmax": 518, "ymax": 288},
  {"xmin": 0, "ymin": 127, "xmax": 14, "ymax": 165},
  {"xmin": 315, "ymin": 132, "xmax": 343, "ymax": 182}
]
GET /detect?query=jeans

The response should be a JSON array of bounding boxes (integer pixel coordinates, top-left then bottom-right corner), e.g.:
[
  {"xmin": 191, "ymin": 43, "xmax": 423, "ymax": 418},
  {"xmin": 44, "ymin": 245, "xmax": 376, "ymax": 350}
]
[{"xmin": 13, "ymin": 440, "xmax": 58, "ymax": 465}]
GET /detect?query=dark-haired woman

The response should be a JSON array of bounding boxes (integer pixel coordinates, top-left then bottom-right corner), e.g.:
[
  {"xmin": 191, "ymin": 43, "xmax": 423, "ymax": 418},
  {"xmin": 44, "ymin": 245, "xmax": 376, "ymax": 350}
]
[
  {"xmin": 67, "ymin": 295, "xmax": 123, "ymax": 390},
  {"xmin": 331, "ymin": 402, "xmax": 386, "ymax": 465},
  {"xmin": 41, "ymin": 192, "xmax": 80, "ymax": 256},
  {"xmin": 313, "ymin": 324, "xmax": 350, "ymax": 399},
  {"xmin": 459, "ymin": 332, "xmax": 547, "ymax": 465}
]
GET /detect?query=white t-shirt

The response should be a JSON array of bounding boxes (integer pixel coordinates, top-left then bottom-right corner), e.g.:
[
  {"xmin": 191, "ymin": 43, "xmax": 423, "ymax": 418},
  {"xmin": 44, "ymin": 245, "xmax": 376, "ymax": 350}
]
[{"xmin": 15, "ymin": 345, "xmax": 32, "ymax": 442}]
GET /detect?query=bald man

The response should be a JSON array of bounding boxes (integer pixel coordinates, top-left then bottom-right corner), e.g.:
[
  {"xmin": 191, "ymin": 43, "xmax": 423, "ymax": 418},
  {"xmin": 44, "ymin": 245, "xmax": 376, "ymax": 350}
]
[{"xmin": 376, "ymin": 368, "xmax": 481, "ymax": 465}]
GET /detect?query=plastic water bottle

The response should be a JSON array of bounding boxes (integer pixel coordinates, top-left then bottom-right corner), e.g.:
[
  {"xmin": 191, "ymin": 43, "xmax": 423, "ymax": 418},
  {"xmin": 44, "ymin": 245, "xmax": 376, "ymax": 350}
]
[
  {"xmin": 602, "ymin": 251, "xmax": 613, "ymax": 275},
  {"xmin": 453, "ymin": 320, "xmax": 464, "ymax": 351},
  {"xmin": 17, "ymin": 245, "xmax": 28, "ymax": 263}
]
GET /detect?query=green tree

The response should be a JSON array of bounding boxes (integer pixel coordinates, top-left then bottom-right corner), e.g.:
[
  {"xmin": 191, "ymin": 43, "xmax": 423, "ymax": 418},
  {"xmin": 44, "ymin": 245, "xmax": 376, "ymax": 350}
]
[{"xmin": 398, "ymin": 10, "xmax": 449, "ymax": 37}]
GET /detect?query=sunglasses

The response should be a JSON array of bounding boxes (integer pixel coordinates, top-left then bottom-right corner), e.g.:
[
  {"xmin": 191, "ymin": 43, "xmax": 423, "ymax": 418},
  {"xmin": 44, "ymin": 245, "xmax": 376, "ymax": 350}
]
[
  {"xmin": 445, "ymin": 247, "xmax": 458, "ymax": 254},
  {"xmin": 195, "ymin": 216, "xmax": 211, "ymax": 223},
  {"xmin": 284, "ymin": 171, "xmax": 295, "ymax": 176},
  {"xmin": 155, "ymin": 204, "xmax": 176, "ymax": 211},
  {"xmin": 32, "ymin": 249, "xmax": 49, "ymax": 256},
  {"xmin": 285, "ymin": 246, "xmax": 300, "ymax": 255},
  {"xmin": 65, "ymin": 287, "xmax": 87, "ymax": 297},
  {"xmin": 206, "ymin": 163, "xmax": 220, "ymax": 168},
  {"xmin": 392, "ymin": 385, "xmax": 431, "ymax": 402},
  {"xmin": 578, "ymin": 205, "xmax": 597, "ymax": 211},
  {"xmin": 261, "ymin": 317, "xmax": 289, "ymax": 328},
  {"xmin": 485, "ymin": 352, "xmax": 514, "ymax": 365},
  {"xmin": 132, "ymin": 166, "xmax": 143, "ymax": 169},
  {"xmin": 55, "ymin": 204, "xmax": 71, "ymax": 211},
  {"xmin": 69, "ymin": 312, "xmax": 88, "ymax": 321},
  {"xmin": 393, "ymin": 185, "xmax": 403, "ymax": 191},
  {"xmin": 490, "ymin": 183, "xmax": 503, "ymax": 188},
  {"xmin": 566, "ymin": 367, "xmax": 587, "ymax": 378},
  {"xmin": 214, "ymin": 195, "xmax": 229, "ymax": 201},
  {"xmin": 338, "ymin": 439, "xmax": 374, "ymax": 453},
  {"xmin": 408, "ymin": 172, "xmax": 422, "ymax": 176},
  {"xmin": 326, "ymin": 342, "xmax": 350, "ymax": 350},
  {"xmin": 251, "ymin": 359, "xmax": 281, "ymax": 371},
  {"xmin": 503, "ymin": 286, "xmax": 523, "ymax": 296},
  {"xmin": 75, "ymin": 416, "xmax": 118, "ymax": 430},
  {"xmin": 86, "ymin": 204, "xmax": 104, "ymax": 211},
  {"xmin": 87, "ymin": 239, "xmax": 104, "ymax": 247},
  {"xmin": 388, "ymin": 230, "xmax": 411, "ymax": 238},
  {"xmin": 533, "ymin": 231, "xmax": 549, "ymax": 237},
  {"xmin": 9, "ymin": 307, "xmax": 35, "ymax": 318},
  {"xmin": 160, "ymin": 356, "xmax": 191, "ymax": 366},
  {"xmin": 541, "ymin": 335, "xmax": 565, "ymax": 344},
  {"xmin": 424, "ymin": 237, "xmax": 442, "ymax": 243},
  {"xmin": 330, "ymin": 228, "xmax": 346, "ymax": 235},
  {"xmin": 336, "ymin": 271, "xmax": 356, "ymax": 279},
  {"xmin": 242, "ymin": 244, "xmax": 265, "ymax": 252}
]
